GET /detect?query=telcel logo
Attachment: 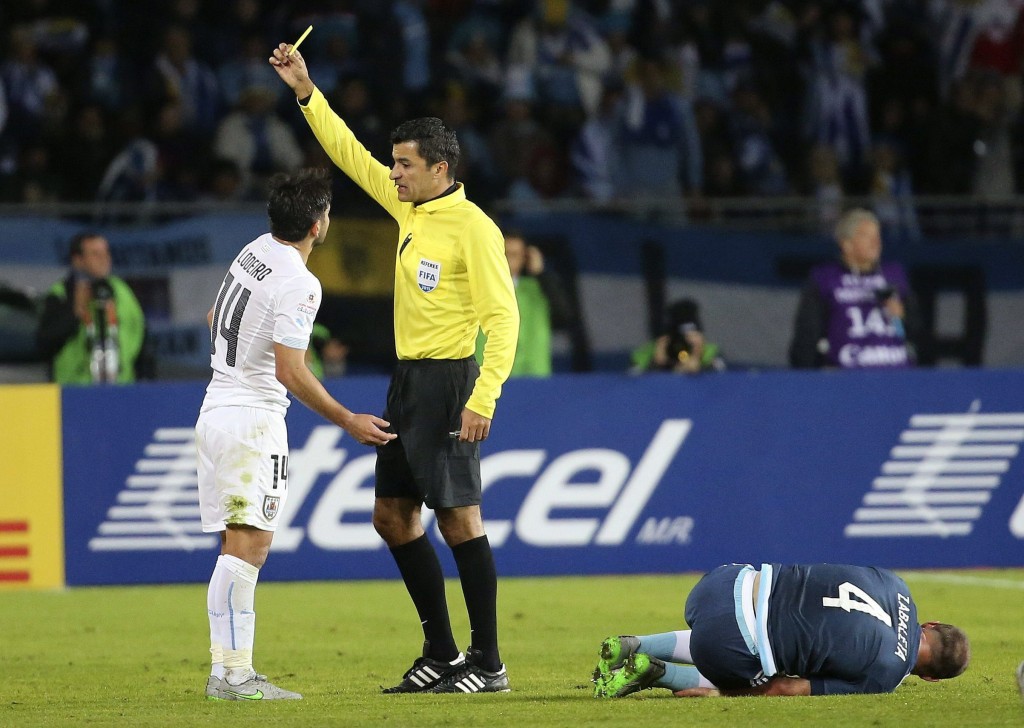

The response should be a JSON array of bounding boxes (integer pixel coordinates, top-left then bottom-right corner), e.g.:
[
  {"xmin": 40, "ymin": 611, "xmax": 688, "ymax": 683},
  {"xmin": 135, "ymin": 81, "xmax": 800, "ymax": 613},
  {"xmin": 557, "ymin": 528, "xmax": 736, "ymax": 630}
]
[{"xmin": 273, "ymin": 419, "xmax": 692, "ymax": 551}]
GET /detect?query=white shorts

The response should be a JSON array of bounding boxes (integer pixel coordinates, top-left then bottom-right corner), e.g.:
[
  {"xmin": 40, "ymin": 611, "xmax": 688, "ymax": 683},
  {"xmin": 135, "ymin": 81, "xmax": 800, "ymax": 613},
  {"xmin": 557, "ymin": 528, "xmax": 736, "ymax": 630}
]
[{"xmin": 196, "ymin": 406, "xmax": 289, "ymax": 532}]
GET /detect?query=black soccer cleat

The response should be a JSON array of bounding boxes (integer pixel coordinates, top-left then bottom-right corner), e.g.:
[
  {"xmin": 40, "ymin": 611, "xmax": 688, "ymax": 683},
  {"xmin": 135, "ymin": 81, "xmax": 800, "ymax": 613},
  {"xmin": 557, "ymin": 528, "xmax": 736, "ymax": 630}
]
[
  {"xmin": 430, "ymin": 648, "xmax": 510, "ymax": 693},
  {"xmin": 382, "ymin": 641, "xmax": 465, "ymax": 694}
]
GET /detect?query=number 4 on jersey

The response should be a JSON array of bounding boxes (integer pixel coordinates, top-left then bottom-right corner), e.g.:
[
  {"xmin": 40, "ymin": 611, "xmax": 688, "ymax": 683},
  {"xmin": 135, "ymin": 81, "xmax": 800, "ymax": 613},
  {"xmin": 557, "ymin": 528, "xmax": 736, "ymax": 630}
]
[{"xmin": 823, "ymin": 582, "xmax": 893, "ymax": 626}]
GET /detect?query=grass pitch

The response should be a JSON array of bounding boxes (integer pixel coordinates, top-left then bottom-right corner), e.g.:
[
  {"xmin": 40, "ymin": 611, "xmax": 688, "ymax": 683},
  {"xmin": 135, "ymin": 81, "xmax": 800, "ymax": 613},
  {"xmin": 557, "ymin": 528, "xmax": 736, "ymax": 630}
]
[{"xmin": 2, "ymin": 570, "xmax": 1022, "ymax": 727}]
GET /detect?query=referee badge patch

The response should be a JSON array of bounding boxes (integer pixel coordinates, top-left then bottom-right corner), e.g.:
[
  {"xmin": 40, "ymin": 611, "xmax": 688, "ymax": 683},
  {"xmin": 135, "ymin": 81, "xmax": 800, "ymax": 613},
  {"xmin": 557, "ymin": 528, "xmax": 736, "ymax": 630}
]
[
  {"xmin": 418, "ymin": 258, "xmax": 441, "ymax": 292},
  {"xmin": 263, "ymin": 495, "xmax": 280, "ymax": 520}
]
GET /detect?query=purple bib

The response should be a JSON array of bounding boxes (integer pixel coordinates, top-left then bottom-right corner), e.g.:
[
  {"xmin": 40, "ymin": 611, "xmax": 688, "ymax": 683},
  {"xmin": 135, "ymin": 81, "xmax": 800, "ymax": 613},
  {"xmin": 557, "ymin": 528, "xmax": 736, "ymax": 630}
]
[{"xmin": 811, "ymin": 261, "xmax": 912, "ymax": 369}]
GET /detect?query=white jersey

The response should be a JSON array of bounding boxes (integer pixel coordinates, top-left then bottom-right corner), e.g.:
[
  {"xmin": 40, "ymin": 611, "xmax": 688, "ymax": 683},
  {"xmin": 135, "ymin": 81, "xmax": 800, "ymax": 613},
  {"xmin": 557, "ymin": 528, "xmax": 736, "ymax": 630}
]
[{"xmin": 201, "ymin": 233, "xmax": 321, "ymax": 414}]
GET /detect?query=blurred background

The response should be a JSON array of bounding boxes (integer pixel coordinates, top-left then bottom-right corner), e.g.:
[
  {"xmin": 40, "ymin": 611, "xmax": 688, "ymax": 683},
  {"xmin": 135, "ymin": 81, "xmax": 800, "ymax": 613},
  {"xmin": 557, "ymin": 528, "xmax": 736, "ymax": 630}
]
[{"xmin": 3, "ymin": 0, "xmax": 1024, "ymax": 382}]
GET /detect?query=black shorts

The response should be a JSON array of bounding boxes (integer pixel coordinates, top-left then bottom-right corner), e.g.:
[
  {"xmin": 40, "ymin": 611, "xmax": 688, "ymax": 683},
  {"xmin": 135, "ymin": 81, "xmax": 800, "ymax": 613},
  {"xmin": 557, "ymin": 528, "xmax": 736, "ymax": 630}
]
[{"xmin": 375, "ymin": 357, "xmax": 482, "ymax": 509}]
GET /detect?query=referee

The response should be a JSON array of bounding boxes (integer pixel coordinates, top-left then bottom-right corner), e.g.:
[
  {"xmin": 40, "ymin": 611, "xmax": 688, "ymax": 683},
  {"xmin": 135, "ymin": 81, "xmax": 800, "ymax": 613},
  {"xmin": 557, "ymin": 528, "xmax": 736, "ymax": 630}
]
[{"xmin": 271, "ymin": 44, "xmax": 519, "ymax": 694}]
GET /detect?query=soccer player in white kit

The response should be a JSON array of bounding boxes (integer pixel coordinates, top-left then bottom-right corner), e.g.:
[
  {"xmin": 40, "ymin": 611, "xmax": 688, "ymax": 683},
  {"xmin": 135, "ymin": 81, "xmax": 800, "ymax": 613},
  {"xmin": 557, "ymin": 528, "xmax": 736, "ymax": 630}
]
[{"xmin": 196, "ymin": 169, "xmax": 395, "ymax": 700}]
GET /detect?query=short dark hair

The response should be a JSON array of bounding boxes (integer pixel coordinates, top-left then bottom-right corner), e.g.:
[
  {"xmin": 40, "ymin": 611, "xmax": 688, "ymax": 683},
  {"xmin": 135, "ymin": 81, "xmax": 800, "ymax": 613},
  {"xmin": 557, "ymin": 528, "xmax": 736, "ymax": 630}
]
[
  {"xmin": 924, "ymin": 623, "xmax": 970, "ymax": 680},
  {"xmin": 267, "ymin": 168, "xmax": 332, "ymax": 242},
  {"xmin": 68, "ymin": 231, "xmax": 104, "ymax": 261},
  {"xmin": 391, "ymin": 117, "xmax": 460, "ymax": 176}
]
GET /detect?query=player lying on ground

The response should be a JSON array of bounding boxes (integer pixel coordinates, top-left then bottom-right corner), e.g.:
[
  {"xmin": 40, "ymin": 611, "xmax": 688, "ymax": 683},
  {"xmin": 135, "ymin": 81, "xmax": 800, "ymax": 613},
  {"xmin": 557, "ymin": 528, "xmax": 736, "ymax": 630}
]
[{"xmin": 593, "ymin": 562, "xmax": 970, "ymax": 698}]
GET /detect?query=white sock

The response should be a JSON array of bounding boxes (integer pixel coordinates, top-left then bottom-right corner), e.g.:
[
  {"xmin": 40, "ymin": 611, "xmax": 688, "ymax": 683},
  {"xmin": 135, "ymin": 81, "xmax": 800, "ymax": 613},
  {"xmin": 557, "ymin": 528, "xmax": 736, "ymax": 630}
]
[
  {"xmin": 211, "ymin": 554, "xmax": 260, "ymax": 685},
  {"xmin": 207, "ymin": 560, "xmax": 228, "ymax": 679},
  {"xmin": 670, "ymin": 630, "xmax": 694, "ymax": 663}
]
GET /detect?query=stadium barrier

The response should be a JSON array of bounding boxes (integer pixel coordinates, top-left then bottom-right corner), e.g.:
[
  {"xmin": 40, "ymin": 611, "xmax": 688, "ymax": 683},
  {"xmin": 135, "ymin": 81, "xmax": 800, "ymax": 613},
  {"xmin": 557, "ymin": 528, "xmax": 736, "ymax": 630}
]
[
  {"xmin": 3, "ymin": 210, "xmax": 1024, "ymax": 372},
  {"xmin": 34, "ymin": 368, "xmax": 1024, "ymax": 587}
]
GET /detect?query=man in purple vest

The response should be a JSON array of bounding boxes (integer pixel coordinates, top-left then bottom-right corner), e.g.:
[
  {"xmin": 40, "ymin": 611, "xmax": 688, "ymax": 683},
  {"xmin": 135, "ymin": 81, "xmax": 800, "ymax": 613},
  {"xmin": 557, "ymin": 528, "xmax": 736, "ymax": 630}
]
[{"xmin": 789, "ymin": 208, "xmax": 918, "ymax": 369}]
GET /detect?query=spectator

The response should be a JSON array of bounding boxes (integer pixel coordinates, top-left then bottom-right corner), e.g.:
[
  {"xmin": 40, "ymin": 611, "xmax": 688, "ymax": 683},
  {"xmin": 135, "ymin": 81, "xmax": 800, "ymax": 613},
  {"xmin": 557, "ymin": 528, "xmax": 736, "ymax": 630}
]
[
  {"xmin": 153, "ymin": 100, "xmax": 205, "ymax": 201},
  {"xmin": 692, "ymin": 97, "xmax": 743, "ymax": 200},
  {"xmin": 145, "ymin": 24, "xmax": 220, "ymax": 135},
  {"xmin": 807, "ymin": 143, "xmax": 844, "ymax": 233},
  {"xmin": 868, "ymin": 140, "xmax": 920, "ymax": 242},
  {"xmin": 789, "ymin": 208, "xmax": 918, "ymax": 370},
  {"xmin": 506, "ymin": 0, "xmax": 610, "ymax": 125},
  {"xmin": 96, "ymin": 106, "xmax": 159, "ymax": 204},
  {"xmin": 199, "ymin": 157, "xmax": 248, "ymax": 203},
  {"xmin": 921, "ymin": 74, "xmax": 982, "ymax": 194},
  {"xmin": 14, "ymin": 142, "xmax": 61, "ymax": 203},
  {"xmin": 306, "ymin": 322, "xmax": 349, "ymax": 380},
  {"xmin": 213, "ymin": 86, "xmax": 303, "ymax": 197},
  {"xmin": 631, "ymin": 298, "xmax": 725, "ymax": 375},
  {"xmin": 800, "ymin": 5, "xmax": 874, "ymax": 189},
  {"xmin": 445, "ymin": 11, "xmax": 505, "ymax": 103},
  {"xmin": 58, "ymin": 103, "xmax": 114, "ymax": 201},
  {"xmin": 217, "ymin": 33, "xmax": 285, "ymax": 109},
  {"xmin": 614, "ymin": 57, "xmax": 703, "ymax": 202},
  {"xmin": 1, "ymin": 26, "xmax": 59, "ymax": 145},
  {"xmin": 476, "ymin": 232, "xmax": 573, "ymax": 377},
  {"xmin": 323, "ymin": 76, "xmax": 389, "ymax": 215},
  {"xmin": 391, "ymin": 0, "xmax": 433, "ymax": 118},
  {"xmin": 35, "ymin": 232, "xmax": 151, "ymax": 384},
  {"xmin": 569, "ymin": 83, "xmax": 623, "ymax": 203},
  {"xmin": 85, "ymin": 35, "xmax": 128, "ymax": 111},
  {"xmin": 729, "ymin": 80, "xmax": 789, "ymax": 196},
  {"xmin": 969, "ymin": 69, "xmax": 1018, "ymax": 199},
  {"xmin": 488, "ymin": 68, "xmax": 555, "ymax": 196},
  {"xmin": 440, "ymin": 84, "xmax": 501, "ymax": 205}
]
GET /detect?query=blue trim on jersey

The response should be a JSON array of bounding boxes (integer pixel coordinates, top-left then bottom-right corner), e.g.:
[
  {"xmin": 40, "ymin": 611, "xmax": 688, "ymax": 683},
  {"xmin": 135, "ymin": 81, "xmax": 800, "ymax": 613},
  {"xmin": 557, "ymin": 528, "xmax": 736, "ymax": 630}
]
[
  {"xmin": 757, "ymin": 563, "xmax": 777, "ymax": 677},
  {"xmin": 733, "ymin": 564, "xmax": 757, "ymax": 656},
  {"xmin": 278, "ymin": 335, "xmax": 309, "ymax": 349},
  {"xmin": 227, "ymin": 581, "xmax": 236, "ymax": 650}
]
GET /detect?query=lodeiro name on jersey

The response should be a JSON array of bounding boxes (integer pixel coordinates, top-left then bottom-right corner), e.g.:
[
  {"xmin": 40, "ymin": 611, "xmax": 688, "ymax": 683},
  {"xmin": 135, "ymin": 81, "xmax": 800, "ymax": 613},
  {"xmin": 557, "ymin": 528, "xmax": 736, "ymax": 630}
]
[{"xmin": 237, "ymin": 251, "xmax": 274, "ymax": 281}]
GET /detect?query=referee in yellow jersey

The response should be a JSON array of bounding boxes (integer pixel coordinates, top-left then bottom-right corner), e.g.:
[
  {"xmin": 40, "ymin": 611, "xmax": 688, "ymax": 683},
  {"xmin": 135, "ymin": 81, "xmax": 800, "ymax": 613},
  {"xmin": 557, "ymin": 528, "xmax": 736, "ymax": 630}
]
[{"xmin": 271, "ymin": 43, "xmax": 519, "ymax": 694}]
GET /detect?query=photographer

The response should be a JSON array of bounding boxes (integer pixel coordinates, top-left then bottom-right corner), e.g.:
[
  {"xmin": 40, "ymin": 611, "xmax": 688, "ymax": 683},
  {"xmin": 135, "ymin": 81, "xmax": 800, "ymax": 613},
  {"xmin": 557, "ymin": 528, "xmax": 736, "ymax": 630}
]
[
  {"xmin": 36, "ymin": 232, "xmax": 150, "ymax": 384},
  {"xmin": 632, "ymin": 298, "xmax": 725, "ymax": 375},
  {"xmin": 789, "ymin": 208, "xmax": 918, "ymax": 369}
]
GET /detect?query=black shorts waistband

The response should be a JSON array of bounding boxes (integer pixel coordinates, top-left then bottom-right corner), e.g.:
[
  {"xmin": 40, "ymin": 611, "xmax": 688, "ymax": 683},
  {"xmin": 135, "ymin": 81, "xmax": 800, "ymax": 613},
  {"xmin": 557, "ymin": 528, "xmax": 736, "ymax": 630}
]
[{"xmin": 395, "ymin": 356, "xmax": 476, "ymax": 370}]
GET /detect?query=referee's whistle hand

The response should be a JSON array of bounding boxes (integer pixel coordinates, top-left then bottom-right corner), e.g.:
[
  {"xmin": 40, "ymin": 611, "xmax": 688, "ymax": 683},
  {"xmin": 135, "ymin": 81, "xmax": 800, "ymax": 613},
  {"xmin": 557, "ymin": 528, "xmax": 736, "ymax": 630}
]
[
  {"xmin": 346, "ymin": 414, "xmax": 396, "ymax": 446},
  {"xmin": 458, "ymin": 407, "xmax": 491, "ymax": 443}
]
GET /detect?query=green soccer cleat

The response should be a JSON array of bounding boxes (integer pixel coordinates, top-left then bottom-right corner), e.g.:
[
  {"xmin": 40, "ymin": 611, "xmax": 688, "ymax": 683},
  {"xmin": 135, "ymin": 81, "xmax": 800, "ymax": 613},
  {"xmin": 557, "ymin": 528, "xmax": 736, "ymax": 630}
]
[
  {"xmin": 599, "ymin": 635, "xmax": 641, "ymax": 671},
  {"xmin": 592, "ymin": 634, "xmax": 641, "ymax": 693},
  {"xmin": 594, "ymin": 653, "xmax": 666, "ymax": 698}
]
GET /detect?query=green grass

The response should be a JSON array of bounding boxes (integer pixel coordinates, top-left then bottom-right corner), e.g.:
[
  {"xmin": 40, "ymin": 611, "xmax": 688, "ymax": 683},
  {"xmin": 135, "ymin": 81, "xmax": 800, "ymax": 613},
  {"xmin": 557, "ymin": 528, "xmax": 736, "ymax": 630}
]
[{"xmin": 2, "ymin": 571, "xmax": 1022, "ymax": 727}]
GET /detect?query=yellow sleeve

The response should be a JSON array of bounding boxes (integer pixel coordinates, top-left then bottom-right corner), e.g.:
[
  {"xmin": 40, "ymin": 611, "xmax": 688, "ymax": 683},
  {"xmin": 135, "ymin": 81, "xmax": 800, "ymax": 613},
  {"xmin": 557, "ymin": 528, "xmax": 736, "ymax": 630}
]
[
  {"xmin": 463, "ymin": 217, "xmax": 519, "ymax": 418},
  {"xmin": 299, "ymin": 87, "xmax": 403, "ymax": 220}
]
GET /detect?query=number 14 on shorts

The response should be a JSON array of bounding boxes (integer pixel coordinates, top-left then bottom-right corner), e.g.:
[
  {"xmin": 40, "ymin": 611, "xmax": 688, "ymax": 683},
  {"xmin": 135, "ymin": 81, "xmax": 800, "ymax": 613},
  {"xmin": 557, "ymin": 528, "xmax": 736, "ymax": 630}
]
[{"xmin": 270, "ymin": 454, "xmax": 288, "ymax": 489}]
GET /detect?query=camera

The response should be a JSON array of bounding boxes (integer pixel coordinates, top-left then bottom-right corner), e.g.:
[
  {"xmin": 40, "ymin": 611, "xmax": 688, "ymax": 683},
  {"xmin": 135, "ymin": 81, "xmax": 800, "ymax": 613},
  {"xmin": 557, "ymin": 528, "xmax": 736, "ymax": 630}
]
[
  {"xmin": 662, "ymin": 299, "xmax": 702, "ymax": 366},
  {"xmin": 92, "ymin": 278, "xmax": 114, "ymax": 302},
  {"xmin": 874, "ymin": 285, "xmax": 896, "ymax": 304},
  {"xmin": 667, "ymin": 323, "xmax": 698, "ymax": 364}
]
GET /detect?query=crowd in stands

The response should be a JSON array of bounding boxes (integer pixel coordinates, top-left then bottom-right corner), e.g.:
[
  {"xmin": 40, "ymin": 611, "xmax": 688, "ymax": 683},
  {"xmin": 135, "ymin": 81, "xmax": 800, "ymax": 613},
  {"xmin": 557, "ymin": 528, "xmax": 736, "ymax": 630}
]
[{"xmin": 2, "ymin": 0, "xmax": 1024, "ymax": 218}]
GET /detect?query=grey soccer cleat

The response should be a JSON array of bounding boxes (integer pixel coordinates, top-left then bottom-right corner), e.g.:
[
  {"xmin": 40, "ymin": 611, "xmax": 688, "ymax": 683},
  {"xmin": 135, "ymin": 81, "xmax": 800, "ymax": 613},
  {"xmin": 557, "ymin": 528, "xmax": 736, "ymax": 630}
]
[
  {"xmin": 205, "ymin": 675, "xmax": 223, "ymax": 700},
  {"xmin": 1016, "ymin": 661, "xmax": 1024, "ymax": 700},
  {"xmin": 212, "ymin": 673, "xmax": 302, "ymax": 701},
  {"xmin": 205, "ymin": 672, "xmax": 269, "ymax": 700}
]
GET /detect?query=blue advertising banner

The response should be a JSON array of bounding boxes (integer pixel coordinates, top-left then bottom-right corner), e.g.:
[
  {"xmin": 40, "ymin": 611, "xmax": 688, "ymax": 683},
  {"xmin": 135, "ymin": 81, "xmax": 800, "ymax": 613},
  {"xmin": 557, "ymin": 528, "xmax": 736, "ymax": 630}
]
[{"xmin": 62, "ymin": 370, "xmax": 1024, "ymax": 586}]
